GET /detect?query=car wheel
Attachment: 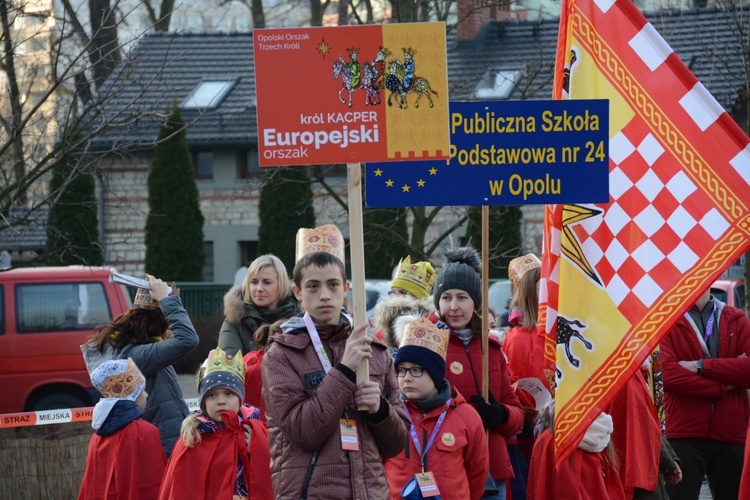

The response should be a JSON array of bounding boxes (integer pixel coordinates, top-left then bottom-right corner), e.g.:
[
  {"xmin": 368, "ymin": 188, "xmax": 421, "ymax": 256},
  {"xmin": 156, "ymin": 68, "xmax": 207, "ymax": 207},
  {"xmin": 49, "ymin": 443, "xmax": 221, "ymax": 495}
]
[{"xmin": 30, "ymin": 392, "xmax": 87, "ymax": 411}]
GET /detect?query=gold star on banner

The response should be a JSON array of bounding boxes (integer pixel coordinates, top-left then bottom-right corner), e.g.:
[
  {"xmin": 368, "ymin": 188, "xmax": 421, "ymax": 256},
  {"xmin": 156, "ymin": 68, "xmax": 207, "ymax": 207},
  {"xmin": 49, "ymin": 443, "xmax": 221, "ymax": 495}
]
[
  {"xmin": 374, "ymin": 168, "xmax": 383, "ymax": 177},
  {"xmin": 316, "ymin": 38, "xmax": 331, "ymax": 59},
  {"xmin": 429, "ymin": 167, "xmax": 438, "ymax": 175},
  {"xmin": 386, "ymin": 179, "xmax": 394, "ymax": 187},
  {"xmin": 417, "ymin": 179, "xmax": 426, "ymax": 187},
  {"xmin": 402, "ymin": 184, "xmax": 411, "ymax": 192},
  {"xmin": 561, "ymin": 204, "xmax": 603, "ymax": 286}
]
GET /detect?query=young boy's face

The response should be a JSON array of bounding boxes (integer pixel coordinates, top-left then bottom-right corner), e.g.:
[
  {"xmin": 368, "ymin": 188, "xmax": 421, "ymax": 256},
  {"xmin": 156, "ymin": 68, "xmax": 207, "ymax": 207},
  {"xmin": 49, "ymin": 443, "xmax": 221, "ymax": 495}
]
[
  {"xmin": 204, "ymin": 388, "xmax": 242, "ymax": 421},
  {"xmin": 293, "ymin": 263, "xmax": 349, "ymax": 325},
  {"xmin": 397, "ymin": 361, "xmax": 438, "ymax": 401}
]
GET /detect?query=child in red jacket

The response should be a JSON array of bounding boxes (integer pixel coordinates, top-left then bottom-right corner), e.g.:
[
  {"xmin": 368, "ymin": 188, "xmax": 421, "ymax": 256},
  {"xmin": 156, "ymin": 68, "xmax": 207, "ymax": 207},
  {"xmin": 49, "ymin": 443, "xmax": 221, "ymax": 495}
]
[
  {"xmin": 384, "ymin": 317, "xmax": 489, "ymax": 500},
  {"xmin": 79, "ymin": 358, "xmax": 166, "ymax": 500},
  {"xmin": 159, "ymin": 348, "xmax": 272, "ymax": 500}
]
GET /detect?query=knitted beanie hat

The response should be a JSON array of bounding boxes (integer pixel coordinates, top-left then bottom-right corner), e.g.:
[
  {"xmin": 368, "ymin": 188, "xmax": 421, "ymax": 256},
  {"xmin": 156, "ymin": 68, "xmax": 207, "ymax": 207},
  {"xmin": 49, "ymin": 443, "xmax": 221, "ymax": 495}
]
[
  {"xmin": 394, "ymin": 317, "xmax": 449, "ymax": 386},
  {"xmin": 197, "ymin": 348, "xmax": 246, "ymax": 411},
  {"xmin": 433, "ymin": 247, "xmax": 482, "ymax": 312}
]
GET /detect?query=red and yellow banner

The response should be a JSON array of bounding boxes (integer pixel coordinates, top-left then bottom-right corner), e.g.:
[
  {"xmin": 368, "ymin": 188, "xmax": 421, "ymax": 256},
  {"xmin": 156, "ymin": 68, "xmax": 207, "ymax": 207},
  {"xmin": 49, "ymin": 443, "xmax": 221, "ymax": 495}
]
[
  {"xmin": 253, "ymin": 23, "xmax": 449, "ymax": 166},
  {"xmin": 542, "ymin": 0, "xmax": 750, "ymax": 464}
]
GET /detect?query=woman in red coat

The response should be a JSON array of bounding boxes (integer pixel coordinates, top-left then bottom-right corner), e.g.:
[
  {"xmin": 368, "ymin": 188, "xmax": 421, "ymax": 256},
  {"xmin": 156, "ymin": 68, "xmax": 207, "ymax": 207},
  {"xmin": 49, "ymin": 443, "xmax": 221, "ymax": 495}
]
[{"xmin": 430, "ymin": 248, "xmax": 524, "ymax": 498}]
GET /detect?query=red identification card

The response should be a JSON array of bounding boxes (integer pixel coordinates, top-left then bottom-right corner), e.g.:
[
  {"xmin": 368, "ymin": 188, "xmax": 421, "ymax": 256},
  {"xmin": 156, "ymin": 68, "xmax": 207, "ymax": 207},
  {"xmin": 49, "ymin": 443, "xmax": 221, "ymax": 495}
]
[{"xmin": 340, "ymin": 418, "xmax": 359, "ymax": 450}]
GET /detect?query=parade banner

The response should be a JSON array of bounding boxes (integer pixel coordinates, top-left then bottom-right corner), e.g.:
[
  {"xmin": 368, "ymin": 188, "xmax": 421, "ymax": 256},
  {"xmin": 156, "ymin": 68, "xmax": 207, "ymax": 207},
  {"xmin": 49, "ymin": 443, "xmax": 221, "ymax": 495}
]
[
  {"xmin": 253, "ymin": 23, "xmax": 450, "ymax": 166},
  {"xmin": 541, "ymin": 0, "xmax": 750, "ymax": 464},
  {"xmin": 365, "ymin": 100, "xmax": 609, "ymax": 206}
]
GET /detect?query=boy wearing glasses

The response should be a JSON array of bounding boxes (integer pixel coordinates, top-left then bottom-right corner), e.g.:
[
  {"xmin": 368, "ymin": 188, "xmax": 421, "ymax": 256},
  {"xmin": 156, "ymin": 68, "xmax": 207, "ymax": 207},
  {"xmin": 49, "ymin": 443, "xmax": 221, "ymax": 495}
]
[
  {"xmin": 385, "ymin": 316, "xmax": 489, "ymax": 500},
  {"xmin": 262, "ymin": 225, "xmax": 409, "ymax": 499}
]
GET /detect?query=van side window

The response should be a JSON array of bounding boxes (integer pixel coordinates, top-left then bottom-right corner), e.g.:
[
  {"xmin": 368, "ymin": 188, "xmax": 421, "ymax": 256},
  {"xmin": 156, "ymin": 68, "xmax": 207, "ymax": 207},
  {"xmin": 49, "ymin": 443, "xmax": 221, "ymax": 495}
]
[{"xmin": 16, "ymin": 283, "xmax": 112, "ymax": 333}]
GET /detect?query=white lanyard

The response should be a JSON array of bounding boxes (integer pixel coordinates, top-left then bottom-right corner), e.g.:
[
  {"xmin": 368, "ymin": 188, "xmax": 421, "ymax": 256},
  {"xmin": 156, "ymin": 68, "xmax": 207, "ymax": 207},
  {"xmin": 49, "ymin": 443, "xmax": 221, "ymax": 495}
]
[{"xmin": 303, "ymin": 312, "xmax": 334, "ymax": 374}]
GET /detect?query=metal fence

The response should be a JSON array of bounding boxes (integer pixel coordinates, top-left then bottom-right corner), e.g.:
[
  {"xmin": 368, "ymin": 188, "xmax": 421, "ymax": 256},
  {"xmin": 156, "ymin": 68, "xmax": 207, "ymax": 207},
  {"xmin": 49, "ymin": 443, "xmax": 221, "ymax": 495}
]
[{"xmin": 127, "ymin": 282, "xmax": 231, "ymax": 318}]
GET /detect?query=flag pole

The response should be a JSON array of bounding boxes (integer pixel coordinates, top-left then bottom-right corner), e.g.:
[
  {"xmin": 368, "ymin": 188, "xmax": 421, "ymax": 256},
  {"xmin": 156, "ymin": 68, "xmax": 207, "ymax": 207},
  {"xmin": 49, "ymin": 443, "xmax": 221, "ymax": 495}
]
[
  {"xmin": 347, "ymin": 162, "xmax": 369, "ymax": 408},
  {"xmin": 482, "ymin": 205, "xmax": 489, "ymax": 401}
]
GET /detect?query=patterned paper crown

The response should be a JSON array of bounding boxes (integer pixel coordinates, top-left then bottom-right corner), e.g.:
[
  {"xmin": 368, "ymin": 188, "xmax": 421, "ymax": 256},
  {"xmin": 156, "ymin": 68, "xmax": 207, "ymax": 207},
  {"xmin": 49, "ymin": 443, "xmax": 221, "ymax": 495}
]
[
  {"xmin": 391, "ymin": 256, "xmax": 436, "ymax": 299},
  {"xmin": 133, "ymin": 288, "xmax": 160, "ymax": 310},
  {"xmin": 92, "ymin": 358, "xmax": 145, "ymax": 400},
  {"xmin": 347, "ymin": 47, "xmax": 360, "ymax": 56},
  {"xmin": 295, "ymin": 224, "xmax": 345, "ymax": 264},
  {"xmin": 402, "ymin": 47, "xmax": 417, "ymax": 57},
  {"xmin": 196, "ymin": 347, "xmax": 246, "ymax": 390},
  {"xmin": 508, "ymin": 253, "xmax": 541, "ymax": 290},
  {"xmin": 401, "ymin": 317, "xmax": 448, "ymax": 360}
]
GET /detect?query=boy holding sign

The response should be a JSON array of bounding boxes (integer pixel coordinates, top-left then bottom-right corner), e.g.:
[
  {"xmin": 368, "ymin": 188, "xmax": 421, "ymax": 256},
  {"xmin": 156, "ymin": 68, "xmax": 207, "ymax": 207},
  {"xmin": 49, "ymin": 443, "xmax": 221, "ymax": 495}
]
[{"xmin": 262, "ymin": 225, "xmax": 409, "ymax": 498}]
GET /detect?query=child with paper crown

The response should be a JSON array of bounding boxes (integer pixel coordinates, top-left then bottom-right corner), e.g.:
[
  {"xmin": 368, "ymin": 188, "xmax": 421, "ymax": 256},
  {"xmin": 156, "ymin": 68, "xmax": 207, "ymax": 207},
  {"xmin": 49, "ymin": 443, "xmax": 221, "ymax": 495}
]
[
  {"xmin": 385, "ymin": 316, "xmax": 489, "ymax": 500},
  {"xmin": 261, "ymin": 224, "xmax": 409, "ymax": 498},
  {"xmin": 158, "ymin": 347, "xmax": 272, "ymax": 500},
  {"xmin": 390, "ymin": 256, "xmax": 437, "ymax": 299},
  {"xmin": 79, "ymin": 359, "xmax": 166, "ymax": 500},
  {"xmin": 82, "ymin": 275, "xmax": 198, "ymax": 457}
]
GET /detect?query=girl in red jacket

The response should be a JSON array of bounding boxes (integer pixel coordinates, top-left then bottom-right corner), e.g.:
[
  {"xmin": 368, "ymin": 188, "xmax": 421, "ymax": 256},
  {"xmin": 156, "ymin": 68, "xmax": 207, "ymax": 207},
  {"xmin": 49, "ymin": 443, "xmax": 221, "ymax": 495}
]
[
  {"xmin": 430, "ymin": 247, "xmax": 524, "ymax": 498},
  {"xmin": 385, "ymin": 317, "xmax": 489, "ymax": 500},
  {"xmin": 159, "ymin": 348, "xmax": 273, "ymax": 500}
]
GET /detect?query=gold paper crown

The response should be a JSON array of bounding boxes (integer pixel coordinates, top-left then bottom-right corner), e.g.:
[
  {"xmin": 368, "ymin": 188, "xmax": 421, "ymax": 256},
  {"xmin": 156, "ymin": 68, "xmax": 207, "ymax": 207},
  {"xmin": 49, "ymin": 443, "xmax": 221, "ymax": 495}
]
[
  {"xmin": 391, "ymin": 256, "xmax": 436, "ymax": 299},
  {"xmin": 196, "ymin": 347, "xmax": 246, "ymax": 389},
  {"xmin": 97, "ymin": 358, "xmax": 145, "ymax": 399},
  {"xmin": 402, "ymin": 47, "xmax": 417, "ymax": 57},
  {"xmin": 347, "ymin": 47, "xmax": 360, "ymax": 56},
  {"xmin": 133, "ymin": 288, "xmax": 160, "ymax": 310},
  {"xmin": 508, "ymin": 253, "xmax": 541, "ymax": 290},
  {"xmin": 295, "ymin": 224, "xmax": 345, "ymax": 263},
  {"xmin": 401, "ymin": 317, "xmax": 448, "ymax": 360}
]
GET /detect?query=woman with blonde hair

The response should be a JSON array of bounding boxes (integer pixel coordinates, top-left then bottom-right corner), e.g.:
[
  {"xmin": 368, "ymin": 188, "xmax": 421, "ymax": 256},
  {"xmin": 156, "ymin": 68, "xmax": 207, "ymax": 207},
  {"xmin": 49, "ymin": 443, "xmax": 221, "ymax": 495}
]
[{"xmin": 218, "ymin": 254, "xmax": 298, "ymax": 356}]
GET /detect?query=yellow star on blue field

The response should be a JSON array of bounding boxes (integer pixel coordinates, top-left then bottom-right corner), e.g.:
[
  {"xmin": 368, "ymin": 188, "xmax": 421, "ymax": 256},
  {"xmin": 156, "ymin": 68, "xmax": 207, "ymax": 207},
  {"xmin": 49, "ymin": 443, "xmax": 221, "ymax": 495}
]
[
  {"xmin": 417, "ymin": 179, "xmax": 425, "ymax": 187},
  {"xmin": 374, "ymin": 168, "xmax": 383, "ymax": 177},
  {"xmin": 429, "ymin": 167, "xmax": 438, "ymax": 175},
  {"xmin": 402, "ymin": 184, "xmax": 410, "ymax": 192},
  {"xmin": 386, "ymin": 179, "xmax": 394, "ymax": 187}
]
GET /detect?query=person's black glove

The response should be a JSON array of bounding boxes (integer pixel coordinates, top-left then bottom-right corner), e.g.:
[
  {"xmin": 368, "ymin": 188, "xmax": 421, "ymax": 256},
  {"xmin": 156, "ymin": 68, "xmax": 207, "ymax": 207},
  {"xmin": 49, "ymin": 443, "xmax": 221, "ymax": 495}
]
[{"xmin": 470, "ymin": 392, "xmax": 508, "ymax": 429}]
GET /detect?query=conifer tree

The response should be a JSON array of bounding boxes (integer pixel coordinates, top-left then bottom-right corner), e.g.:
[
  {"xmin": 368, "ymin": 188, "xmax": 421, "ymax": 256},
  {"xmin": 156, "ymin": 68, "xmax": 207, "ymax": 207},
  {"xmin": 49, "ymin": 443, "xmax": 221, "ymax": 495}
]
[
  {"xmin": 258, "ymin": 167, "xmax": 315, "ymax": 272},
  {"xmin": 363, "ymin": 207, "xmax": 409, "ymax": 279},
  {"xmin": 145, "ymin": 104, "xmax": 205, "ymax": 280},
  {"xmin": 45, "ymin": 128, "xmax": 103, "ymax": 266},
  {"xmin": 464, "ymin": 206, "xmax": 522, "ymax": 279}
]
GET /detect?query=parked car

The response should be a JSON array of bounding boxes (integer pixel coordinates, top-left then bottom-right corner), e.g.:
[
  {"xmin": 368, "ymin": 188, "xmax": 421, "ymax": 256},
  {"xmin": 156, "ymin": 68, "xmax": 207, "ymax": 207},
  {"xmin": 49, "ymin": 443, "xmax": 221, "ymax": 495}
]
[
  {"xmin": 0, "ymin": 266, "xmax": 132, "ymax": 413},
  {"xmin": 488, "ymin": 279, "xmax": 513, "ymax": 327},
  {"xmin": 712, "ymin": 278, "xmax": 745, "ymax": 310}
]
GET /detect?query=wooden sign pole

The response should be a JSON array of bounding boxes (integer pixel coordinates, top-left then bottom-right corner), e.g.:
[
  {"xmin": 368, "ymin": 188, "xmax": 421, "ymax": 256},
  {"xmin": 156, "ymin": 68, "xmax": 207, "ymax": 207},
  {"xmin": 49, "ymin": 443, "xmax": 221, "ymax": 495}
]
[
  {"xmin": 481, "ymin": 205, "xmax": 489, "ymax": 401},
  {"xmin": 347, "ymin": 163, "xmax": 370, "ymax": 398}
]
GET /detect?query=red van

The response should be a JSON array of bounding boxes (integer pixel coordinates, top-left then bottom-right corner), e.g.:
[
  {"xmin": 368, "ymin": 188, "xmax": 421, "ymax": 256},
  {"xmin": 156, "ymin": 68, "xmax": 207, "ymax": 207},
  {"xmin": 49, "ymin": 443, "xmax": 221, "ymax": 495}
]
[
  {"xmin": 712, "ymin": 279, "xmax": 746, "ymax": 310},
  {"xmin": 0, "ymin": 266, "xmax": 132, "ymax": 413}
]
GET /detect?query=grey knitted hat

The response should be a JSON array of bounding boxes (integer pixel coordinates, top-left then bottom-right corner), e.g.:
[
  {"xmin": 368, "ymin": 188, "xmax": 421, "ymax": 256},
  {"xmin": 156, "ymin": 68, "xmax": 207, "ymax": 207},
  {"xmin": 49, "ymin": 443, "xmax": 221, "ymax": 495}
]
[{"xmin": 433, "ymin": 247, "xmax": 482, "ymax": 312}]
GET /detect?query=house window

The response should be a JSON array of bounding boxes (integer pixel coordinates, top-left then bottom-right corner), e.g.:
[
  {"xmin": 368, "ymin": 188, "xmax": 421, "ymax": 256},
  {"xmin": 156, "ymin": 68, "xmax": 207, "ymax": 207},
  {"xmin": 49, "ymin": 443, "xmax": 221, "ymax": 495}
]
[
  {"xmin": 238, "ymin": 150, "xmax": 262, "ymax": 179},
  {"xmin": 192, "ymin": 151, "xmax": 214, "ymax": 179},
  {"xmin": 203, "ymin": 241, "xmax": 214, "ymax": 282},
  {"xmin": 239, "ymin": 241, "xmax": 259, "ymax": 267},
  {"xmin": 474, "ymin": 68, "xmax": 523, "ymax": 100},
  {"xmin": 181, "ymin": 80, "xmax": 235, "ymax": 110}
]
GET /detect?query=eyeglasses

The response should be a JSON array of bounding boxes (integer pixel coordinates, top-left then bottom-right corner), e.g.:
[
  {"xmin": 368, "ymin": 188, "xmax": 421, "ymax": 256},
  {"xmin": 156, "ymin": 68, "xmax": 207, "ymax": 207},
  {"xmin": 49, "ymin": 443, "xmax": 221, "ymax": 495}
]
[
  {"xmin": 397, "ymin": 366, "xmax": 425, "ymax": 378},
  {"xmin": 388, "ymin": 290, "xmax": 412, "ymax": 297}
]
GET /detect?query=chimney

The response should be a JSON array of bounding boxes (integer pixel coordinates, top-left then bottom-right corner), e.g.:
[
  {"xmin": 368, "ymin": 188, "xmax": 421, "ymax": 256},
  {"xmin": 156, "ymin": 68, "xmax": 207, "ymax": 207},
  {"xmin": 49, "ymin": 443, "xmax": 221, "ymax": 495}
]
[{"xmin": 457, "ymin": 0, "xmax": 510, "ymax": 40}]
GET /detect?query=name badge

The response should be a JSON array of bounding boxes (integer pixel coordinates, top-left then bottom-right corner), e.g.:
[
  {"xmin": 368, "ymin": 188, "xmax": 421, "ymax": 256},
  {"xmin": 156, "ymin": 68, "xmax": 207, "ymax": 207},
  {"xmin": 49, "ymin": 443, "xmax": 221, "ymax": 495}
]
[
  {"xmin": 415, "ymin": 472, "xmax": 440, "ymax": 497},
  {"xmin": 340, "ymin": 418, "xmax": 359, "ymax": 451}
]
